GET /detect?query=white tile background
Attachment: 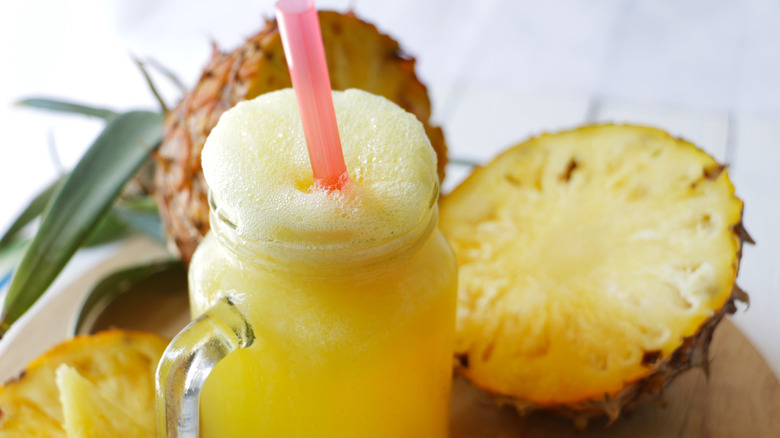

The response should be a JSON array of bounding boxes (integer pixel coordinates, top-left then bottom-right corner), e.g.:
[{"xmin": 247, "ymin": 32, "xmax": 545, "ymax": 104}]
[{"xmin": 0, "ymin": 0, "xmax": 778, "ymax": 377}]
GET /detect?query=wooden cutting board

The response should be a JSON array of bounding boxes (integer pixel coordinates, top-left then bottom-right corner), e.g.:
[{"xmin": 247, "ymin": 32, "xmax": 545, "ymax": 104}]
[
  {"xmin": 89, "ymin": 277, "xmax": 780, "ymax": 438},
  {"xmin": 450, "ymin": 320, "xmax": 780, "ymax": 437}
]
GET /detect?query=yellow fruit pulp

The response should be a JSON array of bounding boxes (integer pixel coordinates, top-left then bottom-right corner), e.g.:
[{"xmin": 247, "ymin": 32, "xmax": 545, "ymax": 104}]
[
  {"xmin": 186, "ymin": 89, "xmax": 457, "ymax": 436},
  {"xmin": 0, "ymin": 330, "xmax": 167, "ymax": 437},
  {"xmin": 57, "ymin": 365, "xmax": 153, "ymax": 438},
  {"xmin": 441, "ymin": 125, "xmax": 743, "ymax": 404}
]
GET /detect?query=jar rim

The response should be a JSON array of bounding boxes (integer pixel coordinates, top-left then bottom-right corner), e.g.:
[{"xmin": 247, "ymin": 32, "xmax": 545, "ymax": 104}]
[{"xmin": 207, "ymin": 187, "xmax": 439, "ymax": 268}]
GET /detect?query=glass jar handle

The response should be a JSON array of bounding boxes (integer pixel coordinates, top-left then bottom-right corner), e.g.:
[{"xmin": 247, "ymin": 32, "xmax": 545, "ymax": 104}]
[{"xmin": 155, "ymin": 297, "xmax": 254, "ymax": 438}]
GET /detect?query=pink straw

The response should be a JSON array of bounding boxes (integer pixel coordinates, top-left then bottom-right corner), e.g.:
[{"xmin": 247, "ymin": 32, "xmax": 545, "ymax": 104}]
[{"xmin": 276, "ymin": 0, "xmax": 349, "ymax": 190}]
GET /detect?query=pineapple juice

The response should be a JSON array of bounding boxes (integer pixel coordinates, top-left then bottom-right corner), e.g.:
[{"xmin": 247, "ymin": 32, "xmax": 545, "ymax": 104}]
[{"xmin": 187, "ymin": 89, "xmax": 457, "ymax": 437}]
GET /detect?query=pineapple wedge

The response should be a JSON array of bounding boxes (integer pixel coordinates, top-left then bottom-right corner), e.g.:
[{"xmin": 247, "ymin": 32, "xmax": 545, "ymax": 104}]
[
  {"xmin": 0, "ymin": 329, "xmax": 168, "ymax": 436},
  {"xmin": 440, "ymin": 125, "xmax": 750, "ymax": 424},
  {"xmin": 57, "ymin": 365, "xmax": 153, "ymax": 438}
]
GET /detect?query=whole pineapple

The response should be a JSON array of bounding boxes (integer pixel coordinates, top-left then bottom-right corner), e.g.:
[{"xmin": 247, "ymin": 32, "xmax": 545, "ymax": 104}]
[
  {"xmin": 440, "ymin": 125, "xmax": 750, "ymax": 426},
  {"xmin": 154, "ymin": 11, "xmax": 447, "ymax": 263}
]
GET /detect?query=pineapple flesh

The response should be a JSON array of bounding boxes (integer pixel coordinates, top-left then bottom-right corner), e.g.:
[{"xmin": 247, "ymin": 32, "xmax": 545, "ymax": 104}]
[
  {"xmin": 154, "ymin": 11, "xmax": 447, "ymax": 263},
  {"xmin": 0, "ymin": 329, "xmax": 168, "ymax": 437},
  {"xmin": 57, "ymin": 365, "xmax": 153, "ymax": 438},
  {"xmin": 440, "ymin": 125, "xmax": 749, "ymax": 423}
]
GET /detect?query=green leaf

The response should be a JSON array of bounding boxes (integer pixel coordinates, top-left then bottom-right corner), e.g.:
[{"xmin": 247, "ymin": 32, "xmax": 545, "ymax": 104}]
[
  {"xmin": 113, "ymin": 201, "xmax": 166, "ymax": 244},
  {"xmin": 0, "ymin": 111, "xmax": 164, "ymax": 335},
  {"xmin": 133, "ymin": 56, "xmax": 169, "ymax": 114},
  {"xmin": 0, "ymin": 239, "xmax": 28, "ymax": 292},
  {"xmin": 82, "ymin": 194, "xmax": 168, "ymax": 247},
  {"xmin": 145, "ymin": 57, "xmax": 188, "ymax": 94},
  {"xmin": 0, "ymin": 271, "xmax": 12, "ymax": 294},
  {"xmin": 0, "ymin": 175, "xmax": 66, "ymax": 249},
  {"xmin": 118, "ymin": 194, "xmax": 159, "ymax": 213},
  {"xmin": 16, "ymin": 98, "xmax": 118, "ymax": 121},
  {"xmin": 448, "ymin": 156, "xmax": 482, "ymax": 167},
  {"xmin": 83, "ymin": 211, "xmax": 132, "ymax": 247},
  {"xmin": 72, "ymin": 259, "xmax": 185, "ymax": 335},
  {"xmin": 115, "ymin": 209, "xmax": 165, "ymax": 244}
]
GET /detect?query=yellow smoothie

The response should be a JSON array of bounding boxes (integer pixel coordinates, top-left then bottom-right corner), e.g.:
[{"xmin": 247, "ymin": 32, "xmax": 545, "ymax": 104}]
[{"xmin": 188, "ymin": 89, "xmax": 457, "ymax": 437}]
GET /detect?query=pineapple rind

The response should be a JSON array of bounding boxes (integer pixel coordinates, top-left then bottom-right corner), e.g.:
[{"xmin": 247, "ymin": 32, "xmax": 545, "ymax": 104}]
[{"xmin": 441, "ymin": 125, "xmax": 747, "ymax": 421}]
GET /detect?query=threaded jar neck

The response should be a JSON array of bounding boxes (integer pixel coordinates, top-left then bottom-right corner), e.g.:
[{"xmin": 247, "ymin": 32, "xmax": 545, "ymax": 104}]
[{"xmin": 207, "ymin": 189, "xmax": 439, "ymax": 274}]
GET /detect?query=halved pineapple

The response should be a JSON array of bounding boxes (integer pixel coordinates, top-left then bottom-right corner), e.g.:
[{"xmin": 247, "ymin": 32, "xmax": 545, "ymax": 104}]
[
  {"xmin": 155, "ymin": 10, "xmax": 447, "ymax": 263},
  {"xmin": 0, "ymin": 329, "xmax": 168, "ymax": 436},
  {"xmin": 440, "ymin": 125, "xmax": 750, "ymax": 424}
]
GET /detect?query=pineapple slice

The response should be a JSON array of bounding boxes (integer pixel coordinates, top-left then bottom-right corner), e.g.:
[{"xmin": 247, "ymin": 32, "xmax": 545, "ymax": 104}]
[
  {"xmin": 155, "ymin": 10, "xmax": 447, "ymax": 263},
  {"xmin": 0, "ymin": 329, "xmax": 168, "ymax": 436},
  {"xmin": 57, "ymin": 365, "xmax": 152, "ymax": 438},
  {"xmin": 440, "ymin": 125, "xmax": 750, "ymax": 424}
]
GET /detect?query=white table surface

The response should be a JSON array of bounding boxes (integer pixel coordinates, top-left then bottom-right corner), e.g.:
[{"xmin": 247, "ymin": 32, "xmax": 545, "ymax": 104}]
[{"xmin": 0, "ymin": 0, "xmax": 778, "ymax": 380}]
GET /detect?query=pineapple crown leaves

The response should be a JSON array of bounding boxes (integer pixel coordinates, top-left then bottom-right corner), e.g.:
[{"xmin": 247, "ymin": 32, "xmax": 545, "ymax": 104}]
[
  {"xmin": 132, "ymin": 55, "xmax": 171, "ymax": 114},
  {"xmin": 14, "ymin": 99, "xmax": 118, "ymax": 121},
  {"xmin": 0, "ymin": 58, "xmax": 189, "ymax": 337},
  {"xmin": 0, "ymin": 111, "xmax": 164, "ymax": 337},
  {"xmin": 0, "ymin": 175, "xmax": 67, "ymax": 250}
]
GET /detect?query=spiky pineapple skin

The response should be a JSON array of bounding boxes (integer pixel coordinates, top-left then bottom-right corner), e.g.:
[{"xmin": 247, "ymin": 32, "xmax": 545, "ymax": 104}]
[
  {"xmin": 441, "ymin": 125, "xmax": 751, "ymax": 426},
  {"xmin": 154, "ymin": 11, "xmax": 447, "ymax": 263},
  {"xmin": 483, "ymin": 285, "xmax": 749, "ymax": 427}
]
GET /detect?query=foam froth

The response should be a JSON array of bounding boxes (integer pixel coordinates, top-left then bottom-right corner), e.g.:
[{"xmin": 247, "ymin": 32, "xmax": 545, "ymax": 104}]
[{"xmin": 201, "ymin": 89, "xmax": 438, "ymax": 248}]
